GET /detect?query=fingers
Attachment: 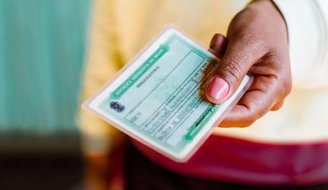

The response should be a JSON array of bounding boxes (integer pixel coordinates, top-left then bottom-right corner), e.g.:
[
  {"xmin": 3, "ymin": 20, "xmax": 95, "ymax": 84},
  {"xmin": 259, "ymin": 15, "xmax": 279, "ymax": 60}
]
[
  {"xmin": 206, "ymin": 0, "xmax": 291, "ymax": 128},
  {"xmin": 206, "ymin": 33, "xmax": 266, "ymax": 104},
  {"xmin": 209, "ymin": 33, "xmax": 227, "ymax": 58},
  {"xmin": 219, "ymin": 76, "xmax": 281, "ymax": 127},
  {"xmin": 271, "ymin": 99, "xmax": 285, "ymax": 111}
]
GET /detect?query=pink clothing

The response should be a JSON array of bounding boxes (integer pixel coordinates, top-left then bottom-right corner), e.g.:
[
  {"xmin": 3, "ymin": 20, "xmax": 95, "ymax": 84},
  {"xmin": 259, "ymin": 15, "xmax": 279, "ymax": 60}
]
[{"xmin": 134, "ymin": 135, "xmax": 328, "ymax": 185}]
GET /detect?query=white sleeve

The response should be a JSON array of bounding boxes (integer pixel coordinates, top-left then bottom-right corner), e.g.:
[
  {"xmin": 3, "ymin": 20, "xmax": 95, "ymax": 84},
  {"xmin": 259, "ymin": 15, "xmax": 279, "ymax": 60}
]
[{"xmin": 273, "ymin": 0, "xmax": 328, "ymax": 88}]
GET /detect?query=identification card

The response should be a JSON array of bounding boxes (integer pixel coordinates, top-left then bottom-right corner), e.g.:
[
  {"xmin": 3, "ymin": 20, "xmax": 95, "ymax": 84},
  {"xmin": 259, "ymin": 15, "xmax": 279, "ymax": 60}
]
[{"xmin": 83, "ymin": 28, "xmax": 251, "ymax": 162}]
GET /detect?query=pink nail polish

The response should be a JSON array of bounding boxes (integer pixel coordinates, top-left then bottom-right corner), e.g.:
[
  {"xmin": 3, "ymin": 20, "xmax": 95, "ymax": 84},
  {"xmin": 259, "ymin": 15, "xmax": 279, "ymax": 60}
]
[{"xmin": 207, "ymin": 76, "xmax": 229, "ymax": 102}]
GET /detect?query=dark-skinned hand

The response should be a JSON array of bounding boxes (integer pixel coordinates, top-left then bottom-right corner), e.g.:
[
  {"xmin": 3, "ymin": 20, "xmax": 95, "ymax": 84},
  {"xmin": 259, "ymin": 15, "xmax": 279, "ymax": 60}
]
[{"xmin": 206, "ymin": 0, "xmax": 292, "ymax": 127}]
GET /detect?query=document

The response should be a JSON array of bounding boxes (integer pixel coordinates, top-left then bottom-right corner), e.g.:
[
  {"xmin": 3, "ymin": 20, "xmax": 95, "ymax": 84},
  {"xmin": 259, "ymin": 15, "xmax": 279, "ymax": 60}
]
[{"xmin": 84, "ymin": 28, "xmax": 251, "ymax": 162}]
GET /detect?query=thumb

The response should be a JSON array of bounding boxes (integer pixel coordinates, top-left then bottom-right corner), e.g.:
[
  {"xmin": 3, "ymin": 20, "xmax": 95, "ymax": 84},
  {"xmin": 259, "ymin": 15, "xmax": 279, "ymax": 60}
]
[{"xmin": 206, "ymin": 35, "xmax": 264, "ymax": 104}]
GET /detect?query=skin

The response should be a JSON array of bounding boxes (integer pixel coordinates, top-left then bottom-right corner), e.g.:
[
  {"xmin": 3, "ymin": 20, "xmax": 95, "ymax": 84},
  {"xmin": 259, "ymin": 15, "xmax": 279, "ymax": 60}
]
[
  {"xmin": 206, "ymin": 0, "xmax": 292, "ymax": 127},
  {"xmin": 84, "ymin": 1, "xmax": 292, "ymax": 189}
]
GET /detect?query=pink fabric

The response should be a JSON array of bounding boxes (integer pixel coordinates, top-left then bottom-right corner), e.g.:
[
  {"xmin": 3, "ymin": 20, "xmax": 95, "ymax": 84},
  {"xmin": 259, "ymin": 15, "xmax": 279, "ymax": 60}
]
[{"xmin": 134, "ymin": 135, "xmax": 328, "ymax": 185}]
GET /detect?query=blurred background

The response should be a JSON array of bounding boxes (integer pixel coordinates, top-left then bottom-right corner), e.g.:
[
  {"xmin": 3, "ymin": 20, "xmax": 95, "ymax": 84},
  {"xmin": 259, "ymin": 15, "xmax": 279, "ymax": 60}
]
[
  {"xmin": 1, "ymin": 0, "xmax": 328, "ymax": 190},
  {"xmin": 0, "ymin": 0, "xmax": 90, "ymax": 189}
]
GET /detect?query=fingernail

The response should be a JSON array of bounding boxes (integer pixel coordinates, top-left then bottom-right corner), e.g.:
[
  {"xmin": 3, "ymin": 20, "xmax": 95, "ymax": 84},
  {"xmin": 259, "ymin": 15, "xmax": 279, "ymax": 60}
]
[
  {"xmin": 207, "ymin": 76, "xmax": 230, "ymax": 102},
  {"xmin": 210, "ymin": 33, "xmax": 219, "ymax": 48}
]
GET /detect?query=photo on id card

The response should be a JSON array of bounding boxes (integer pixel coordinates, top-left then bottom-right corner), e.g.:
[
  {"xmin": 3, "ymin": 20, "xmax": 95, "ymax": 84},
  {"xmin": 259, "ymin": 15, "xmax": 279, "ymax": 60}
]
[{"xmin": 83, "ymin": 27, "xmax": 252, "ymax": 162}]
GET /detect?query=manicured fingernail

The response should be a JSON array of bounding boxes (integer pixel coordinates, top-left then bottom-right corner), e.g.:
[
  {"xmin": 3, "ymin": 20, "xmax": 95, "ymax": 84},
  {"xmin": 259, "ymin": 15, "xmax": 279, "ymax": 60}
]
[{"xmin": 207, "ymin": 76, "xmax": 229, "ymax": 102}]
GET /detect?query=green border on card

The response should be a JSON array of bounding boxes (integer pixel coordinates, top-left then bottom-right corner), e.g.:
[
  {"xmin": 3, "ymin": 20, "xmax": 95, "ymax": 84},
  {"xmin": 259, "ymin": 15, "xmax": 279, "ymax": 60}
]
[
  {"xmin": 110, "ymin": 33, "xmax": 211, "ymax": 99},
  {"xmin": 110, "ymin": 44, "xmax": 169, "ymax": 99},
  {"xmin": 99, "ymin": 32, "xmax": 219, "ymax": 154}
]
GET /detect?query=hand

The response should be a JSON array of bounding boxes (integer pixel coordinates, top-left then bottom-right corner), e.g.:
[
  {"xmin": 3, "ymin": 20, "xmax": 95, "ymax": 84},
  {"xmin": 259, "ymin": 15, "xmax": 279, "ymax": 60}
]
[{"xmin": 206, "ymin": 0, "xmax": 292, "ymax": 127}]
